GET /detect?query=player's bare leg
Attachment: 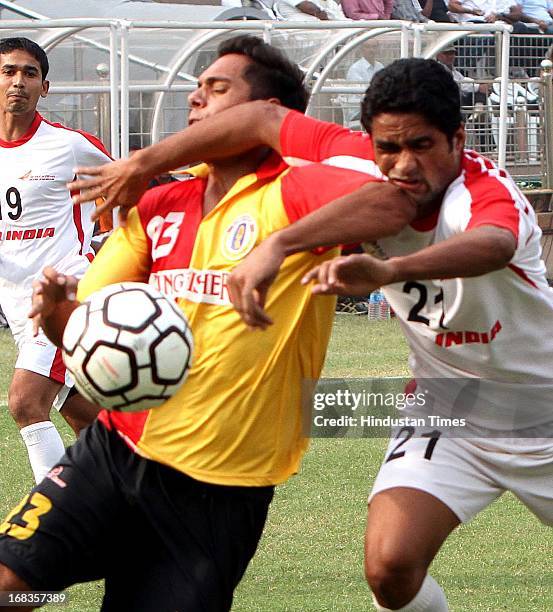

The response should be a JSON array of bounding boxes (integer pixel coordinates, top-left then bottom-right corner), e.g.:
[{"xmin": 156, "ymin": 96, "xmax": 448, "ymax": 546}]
[
  {"xmin": 8, "ymin": 369, "xmax": 66, "ymax": 484},
  {"xmin": 365, "ymin": 487, "xmax": 459, "ymax": 611},
  {"xmin": 58, "ymin": 393, "xmax": 99, "ymax": 436},
  {"xmin": 0, "ymin": 563, "xmax": 34, "ymax": 611}
]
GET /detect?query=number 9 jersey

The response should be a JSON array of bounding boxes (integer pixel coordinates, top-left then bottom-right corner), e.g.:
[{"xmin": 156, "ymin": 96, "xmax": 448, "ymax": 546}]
[{"xmin": 0, "ymin": 113, "xmax": 111, "ymax": 336}]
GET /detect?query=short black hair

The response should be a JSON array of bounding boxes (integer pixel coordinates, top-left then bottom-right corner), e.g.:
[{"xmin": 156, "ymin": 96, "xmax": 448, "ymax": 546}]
[
  {"xmin": 0, "ymin": 37, "xmax": 49, "ymax": 80},
  {"xmin": 217, "ymin": 35, "xmax": 308, "ymax": 113},
  {"xmin": 361, "ymin": 58, "xmax": 462, "ymax": 141}
]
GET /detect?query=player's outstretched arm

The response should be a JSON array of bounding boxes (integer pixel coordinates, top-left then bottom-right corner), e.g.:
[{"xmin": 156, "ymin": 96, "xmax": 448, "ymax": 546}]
[
  {"xmin": 304, "ymin": 225, "xmax": 517, "ymax": 296},
  {"xmin": 228, "ymin": 181, "xmax": 416, "ymax": 327},
  {"xmin": 68, "ymin": 101, "xmax": 288, "ymax": 225},
  {"xmin": 303, "ymin": 254, "xmax": 394, "ymax": 296},
  {"xmin": 29, "ymin": 266, "xmax": 80, "ymax": 347}
]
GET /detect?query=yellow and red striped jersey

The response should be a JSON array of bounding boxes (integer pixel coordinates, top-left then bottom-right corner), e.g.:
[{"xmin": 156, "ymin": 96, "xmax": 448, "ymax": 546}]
[{"xmin": 78, "ymin": 153, "xmax": 377, "ymax": 486}]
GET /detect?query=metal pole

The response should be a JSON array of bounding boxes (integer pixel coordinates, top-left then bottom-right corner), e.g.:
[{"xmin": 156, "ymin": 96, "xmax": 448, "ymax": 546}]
[
  {"xmin": 412, "ymin": 23, "xmax": 424, "ymax": 58},
  {"xmin": 109, "ymin": 23, "xmax": 120, "ymax": 159},
  {"xmin": 541, "ymin": 59, "xmax": 553, "ymax": 190},
  {"xmin": 497, "ymin": 27, "xmax": 511, "ymax": 169},
  {"xmin": 119, "ymin": 21, "xmax": 130, "ymax": 160},
  {"xmin": 96, "ymin": 63, "xmax": 110, "ymax": 151}
]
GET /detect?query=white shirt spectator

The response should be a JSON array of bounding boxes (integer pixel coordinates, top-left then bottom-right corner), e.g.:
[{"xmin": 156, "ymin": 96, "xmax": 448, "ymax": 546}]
[
  {"xmin": 520, "ymin": 0, "xmax": 553, "ymax": 22},
  {"xmin": 340, "ymin": 57, "xmax": 384, "ymax": 127},
  {"xmin": 347, "ymin": 57, "xmax": 384, "ymax": 83},
  {"xmin": 275, "ymin": 0, "xmax": 348, "ymax": 19},
  {"xmin": 449, "ymin": 0, "xmax": 517, "ymax": 22}
]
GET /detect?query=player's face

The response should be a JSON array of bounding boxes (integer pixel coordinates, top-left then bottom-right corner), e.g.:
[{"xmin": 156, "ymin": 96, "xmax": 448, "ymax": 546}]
[
  {"xmin": 372, "ymin": 112, "xmax": 464, "ymax": 215},
  {"xmin": 187, "ymin": 54, "xmax": 255, "ymax": 125},
  {"xmin": 0, "ymin": 50, "xmax": 49, "ymax": 115}
]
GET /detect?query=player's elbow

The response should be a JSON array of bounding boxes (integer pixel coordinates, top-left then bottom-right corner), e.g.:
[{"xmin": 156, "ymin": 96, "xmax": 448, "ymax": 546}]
[
  {"xmin": 378, "ymin": 185, "xmax": 417, "ymax": 236},
  {"xmin": 245, "ymin": 100, "xmax": 290, "ymax": 150},
  {"xmin": 482, "ymin": 226, "xmax": 517, "ymax": 268}
]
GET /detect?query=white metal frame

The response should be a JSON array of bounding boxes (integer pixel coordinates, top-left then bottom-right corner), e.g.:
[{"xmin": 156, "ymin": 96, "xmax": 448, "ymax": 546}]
[{"xmin": 0, "ymin": 14, "xmax": 517, "ymax": 169}]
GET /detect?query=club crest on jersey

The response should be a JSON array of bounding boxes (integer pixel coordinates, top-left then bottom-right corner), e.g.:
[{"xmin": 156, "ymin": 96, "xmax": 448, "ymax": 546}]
[{"xmin": 221, "ymin": 215, "xmax": 258, "ymax": 261}]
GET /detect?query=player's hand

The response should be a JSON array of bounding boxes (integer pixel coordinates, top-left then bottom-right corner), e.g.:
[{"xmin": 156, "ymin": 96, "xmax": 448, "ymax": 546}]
[
  {"xmin": 29, "ymin": 267, "xmax": 78, "ymax": 336},
  {"xmin": 228, "ymin": 235, "xmax": 286, "ymax": 329},
  {"xmin": 67, "ymin": 157, "xmax": 149, "ymax": 227},
  {"xmin": 302, "ymin": 254, "xmax": 396, "ymax": 295}
]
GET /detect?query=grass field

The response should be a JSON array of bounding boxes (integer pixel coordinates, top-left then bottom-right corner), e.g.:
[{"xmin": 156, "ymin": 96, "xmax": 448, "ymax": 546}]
[{"xmin": 1, "ymin": 318, "xmax": 552, "ymax": 611}]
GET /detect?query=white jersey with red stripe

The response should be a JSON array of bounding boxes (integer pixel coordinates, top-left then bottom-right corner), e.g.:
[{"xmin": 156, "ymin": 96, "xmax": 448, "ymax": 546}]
[
  {"xmin": 0, "ymin": 112, "xmax": 111, "ymax": 356},
  {"xmin": 0, "ymin": 112, "xmax": 111, "ymax": 293},
  {"xmin": 378, "ymin": 152, "xmax": 553, "ymax": 428},
  {"xmin": 380, "ymin": 151, "xmax": 552, "ymax": 379},
  {"xmin": 280, "ymin": 112, "xmax": 553, "ymax": 429}
]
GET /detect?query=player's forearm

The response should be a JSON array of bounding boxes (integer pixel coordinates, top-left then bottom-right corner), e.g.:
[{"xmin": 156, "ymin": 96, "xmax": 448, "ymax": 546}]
[
  {"xmin": 132, "ymin": 101, "xmax": 288, "ymax": 176},
  {"xmin": 272, "ymin": 182, "xmax": 416, "ymax": 255},
  {"xmin": 41, "ymin": 301, "xmax": 79, "ymax": 348},
  {"xmin": 385, "ymin": 226, "xmax": 516, "ymax": 283}
]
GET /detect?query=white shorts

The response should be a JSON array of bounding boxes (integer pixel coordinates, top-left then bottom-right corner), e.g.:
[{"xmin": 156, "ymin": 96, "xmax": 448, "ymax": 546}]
[
  {"xmin": 370, "ymin": 429, "xmax": 553, "ymax": 526},
  {"xmin": 2, "ymin": 281, "xmax": 76, "ymax": 411}
]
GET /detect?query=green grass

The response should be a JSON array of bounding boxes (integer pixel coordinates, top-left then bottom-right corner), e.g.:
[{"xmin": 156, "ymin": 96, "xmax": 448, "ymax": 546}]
[{"xmin": 1, "ymin": 322, "xmax": 552, "ymax": 611}]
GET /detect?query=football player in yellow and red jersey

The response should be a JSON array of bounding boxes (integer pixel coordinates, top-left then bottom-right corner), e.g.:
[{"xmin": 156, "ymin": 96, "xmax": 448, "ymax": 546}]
[{"xmin": 0, "ymin": 36, "xmax": 411, "ymax": 610}]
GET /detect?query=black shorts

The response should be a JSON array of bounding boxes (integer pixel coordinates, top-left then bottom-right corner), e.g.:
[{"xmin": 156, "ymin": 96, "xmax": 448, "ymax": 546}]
[{"xmin": 0, "ymin": 421, "xmax": 274, "ymax": 611}]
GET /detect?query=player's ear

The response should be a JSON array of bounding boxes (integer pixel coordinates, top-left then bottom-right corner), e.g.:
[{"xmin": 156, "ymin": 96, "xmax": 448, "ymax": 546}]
[
  {"xmin": 41, "ymin": 80, "xmax": 49, "ymax": 98},
  {"xmin": 267, "ymin": 97, "xmax": 281, "ymax": 106},
  {"xmin": 452, "ymin": 124, "xmax": 465, "ymax": 153}
]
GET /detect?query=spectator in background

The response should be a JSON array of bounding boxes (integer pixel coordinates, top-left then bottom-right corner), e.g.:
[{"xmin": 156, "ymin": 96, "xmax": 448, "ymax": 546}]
[
  {"xmin": 341, "ymin": 0, "xmax": 392, "ymax": 20},
  {"xmin": 437, "ymin": 45, "xmax": 493, "ymax": 149},
  {"xmin": 449, "ymin": 0, "xmax": 530, "ymax": 26},
  {"xmin": 448, "ymin": 0, "xmax": 496, "ymax": 22},
  {"xmin": 519, "ymin": 0, "xmax": 553, "ymax": 32},
  {"xmin": 390, "ymin": 0, "xmax": 426, "ymax": 20},
  {"xmin": 436, "ymin": 45, "xmax": 489, "ymax": 105},
  {"xmin": 420, "ymin": 0, "xmax": 453, "ymax": 21},
  {"xmin": 275, "ymin": 0, "xmax": 347, "ymax": 19},
  {"xmin": 341, "ymin": 40, "xmax": 384, "ymax": 127},
  {"xmin": 448, "ymin": 0, "xmax": 549, "ymax": 76},
  {"xmin": 347, "ymin": 41, "xmax": 384, "ymax": 82}
]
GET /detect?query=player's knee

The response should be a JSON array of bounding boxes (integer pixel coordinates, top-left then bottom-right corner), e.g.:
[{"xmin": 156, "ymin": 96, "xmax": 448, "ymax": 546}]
[
  {"xmin": 8, "ymin": 384, "xmax": 50, "ymax": 427},
  {"xmin": 365, "ymin": 546, "xmax": 426, "ymax": 607},
  {"xmin": 59, "ymin": 395, "xmax": 99, "ymax": 434}
]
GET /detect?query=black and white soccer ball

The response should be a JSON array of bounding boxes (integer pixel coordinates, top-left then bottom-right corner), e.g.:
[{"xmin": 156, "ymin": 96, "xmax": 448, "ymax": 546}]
[{"xmin": 62, "ymin": 282, "xmax": 193, "ymax": 412}]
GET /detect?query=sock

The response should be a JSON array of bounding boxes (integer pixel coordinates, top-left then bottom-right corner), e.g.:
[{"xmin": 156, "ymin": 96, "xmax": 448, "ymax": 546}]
[
  {"xmin": 20, "ymin": 421, "xmax": 65, "ymax": 484},
  {"xmin": 372, "ymin": 575, "xmax": 449, "ymax": 612}
]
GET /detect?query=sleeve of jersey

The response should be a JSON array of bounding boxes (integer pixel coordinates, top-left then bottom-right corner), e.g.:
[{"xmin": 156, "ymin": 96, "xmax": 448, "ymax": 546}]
[
  {"xmin": 73, "ymin": 131, "xmax": 113, "ymax": 167},
  {"xmin": 280, "ymin": 111, "xmax": 375, "ymax": 165},
  {"xmin": 281, "ymin": 163, "xmax": 381, "ymax": 224},
  {"xmin": 465, "ymin": 174, "xmax": 521, "ymax": 243},
  {"xmin": 77, "ymin": 208, "xmax": 150, "ymax": 302}
]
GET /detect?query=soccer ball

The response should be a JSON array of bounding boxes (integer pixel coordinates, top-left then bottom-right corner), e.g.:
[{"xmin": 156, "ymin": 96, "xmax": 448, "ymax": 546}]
[{"xmin": 62, "ymin": 282, "xmax": 193, "ymax": 412}]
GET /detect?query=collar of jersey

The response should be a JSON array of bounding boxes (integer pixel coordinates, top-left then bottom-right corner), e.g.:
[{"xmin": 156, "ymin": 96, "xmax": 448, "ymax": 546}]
[
  {"xmin": 171, "ymin": 152, "xmax": 288, "ymax": 185},
  {"xmin": 0, "ymin": 112, "xmax": 42, "ymax": 148},
  {"xmin": 172, "ymin": 152, "xmax": 286, "ymax": 180}
]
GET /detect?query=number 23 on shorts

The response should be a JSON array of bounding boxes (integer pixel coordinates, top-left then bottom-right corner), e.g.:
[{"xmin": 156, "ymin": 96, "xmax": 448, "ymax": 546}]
[
  {"xmin": 385, "ymin": 427, "xmax": 442, "ymax": 463},
  {"xmin": 0, "ymin": 492, "xmax": 52, "ymax": 540}
]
